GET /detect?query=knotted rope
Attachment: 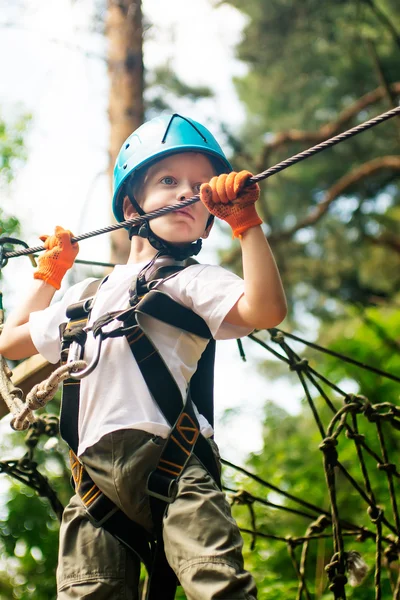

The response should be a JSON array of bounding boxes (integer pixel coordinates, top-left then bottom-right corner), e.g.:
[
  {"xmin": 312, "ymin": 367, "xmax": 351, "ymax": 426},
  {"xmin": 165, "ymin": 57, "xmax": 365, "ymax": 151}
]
[
  {"xmin": 10, "ymin": 360, "xmax": 87, "ymax": 431},
  {"xmin": 0, "ymin": 352, "xmax": 28, "ymax": 421}
]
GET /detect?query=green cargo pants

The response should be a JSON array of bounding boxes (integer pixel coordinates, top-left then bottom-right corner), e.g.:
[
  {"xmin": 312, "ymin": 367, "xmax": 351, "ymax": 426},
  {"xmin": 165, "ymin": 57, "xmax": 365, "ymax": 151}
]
[{"xmin": 57, "ymin": 429, "xmax": 257, "ymax": 599}]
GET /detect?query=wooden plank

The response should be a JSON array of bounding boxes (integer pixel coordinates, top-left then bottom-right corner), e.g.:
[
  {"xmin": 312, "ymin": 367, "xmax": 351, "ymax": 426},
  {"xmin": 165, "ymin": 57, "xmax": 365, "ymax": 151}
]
[{"xmin": 11, "ymin": 355, "xmax": 56, "ymax": 396}]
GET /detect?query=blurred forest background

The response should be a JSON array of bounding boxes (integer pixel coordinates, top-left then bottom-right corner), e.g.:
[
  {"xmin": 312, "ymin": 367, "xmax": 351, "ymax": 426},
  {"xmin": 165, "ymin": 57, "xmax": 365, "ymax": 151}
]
[{"xmin": 0, "ymin": 0, "xmax": 399, "ymax": 598}]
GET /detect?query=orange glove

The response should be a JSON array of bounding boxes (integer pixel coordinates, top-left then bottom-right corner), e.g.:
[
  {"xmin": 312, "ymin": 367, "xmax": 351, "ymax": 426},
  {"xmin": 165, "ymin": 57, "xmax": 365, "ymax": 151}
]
[
  {"xmin": 200, "ymin": 170, "xmax": 262, "ymax": 238},
  {"xmin": 34, "ymin": 226, "xmax": 79, "ymax": 290}
]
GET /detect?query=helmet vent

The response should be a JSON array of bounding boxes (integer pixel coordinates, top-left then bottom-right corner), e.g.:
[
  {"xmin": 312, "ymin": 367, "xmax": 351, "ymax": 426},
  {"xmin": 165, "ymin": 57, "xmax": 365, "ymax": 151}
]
[
  {"xmin": 123, "ymin": 163, "xmax": 127, "ymax": 170},
  {"xmin": 162, "ymin": 113, "xmax": 208, "ymax": 145},
  {"xmin": 125, "ymin": 143, "xmax": 130, "ymax": 149}
]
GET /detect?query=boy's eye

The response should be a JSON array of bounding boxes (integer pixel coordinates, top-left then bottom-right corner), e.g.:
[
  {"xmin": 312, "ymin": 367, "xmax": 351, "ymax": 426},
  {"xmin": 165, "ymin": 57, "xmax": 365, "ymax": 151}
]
[
  {"xmin": 161, "ymin": 176, "xmax": 175, "ymax": 185},
  {"xmin": 193, "ymin": 183, "xmax": 202, "ymax": 193}
]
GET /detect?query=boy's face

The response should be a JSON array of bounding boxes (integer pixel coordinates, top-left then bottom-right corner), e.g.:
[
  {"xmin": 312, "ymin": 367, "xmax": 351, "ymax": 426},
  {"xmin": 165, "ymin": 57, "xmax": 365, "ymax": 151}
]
[{"xmin": 123, "ymin": 152, "xmax": 215, "ymax": 245}]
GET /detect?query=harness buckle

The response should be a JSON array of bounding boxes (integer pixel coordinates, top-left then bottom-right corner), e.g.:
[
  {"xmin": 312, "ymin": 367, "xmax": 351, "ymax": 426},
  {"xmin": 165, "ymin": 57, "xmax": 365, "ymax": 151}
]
[
  {"xmin": 67, "ymin": 340, "xmax": 84, "ymax": 363},
  {"xmin": 146, "ymin": 470, "xmax": 178, "ymax": 504}
]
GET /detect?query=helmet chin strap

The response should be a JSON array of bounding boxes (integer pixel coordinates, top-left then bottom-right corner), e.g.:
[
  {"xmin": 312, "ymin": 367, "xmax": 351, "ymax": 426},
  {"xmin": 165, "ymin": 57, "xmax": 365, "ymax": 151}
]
[{"xmin": 127, "ymin": 193, "xmax": 203, "ymax": 261}]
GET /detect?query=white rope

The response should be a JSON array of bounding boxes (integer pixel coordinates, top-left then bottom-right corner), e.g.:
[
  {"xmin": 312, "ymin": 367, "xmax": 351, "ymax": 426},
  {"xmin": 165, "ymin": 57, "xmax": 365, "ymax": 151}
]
[
  {"xmin": 0, "ymin": 354, "xmax": 28, "ymax": 423},
  {"xmin": 10, "ymin": 360, "xmax": 87, "ymax": 431}
]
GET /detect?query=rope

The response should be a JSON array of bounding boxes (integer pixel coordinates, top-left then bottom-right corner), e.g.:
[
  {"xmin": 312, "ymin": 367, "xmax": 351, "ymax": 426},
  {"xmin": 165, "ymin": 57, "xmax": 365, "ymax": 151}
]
[
  {"xmin": 270, "ymin": 328, "xmax": 400, "ymax": 384},
  {"xmin": 0, "ymin": 416, "xmax": 64, "ymax": 520},
  {"xmin": 0, "ymin": 354, "xmax": 29, "ymax": 423},
  {"xmin": 0, "ymin": 308, "xmax": 33, "ymax": 422},
  {"xmin": 10, "ymin": 360, "xmax": 87, "ymax": 431},
  {"xmin": 2, "ymin": 104, "xmax": 400, "ymax": 263},
  {"xmin": 220, "ymin": 330, "xmax": 400, "ymax": 597}
]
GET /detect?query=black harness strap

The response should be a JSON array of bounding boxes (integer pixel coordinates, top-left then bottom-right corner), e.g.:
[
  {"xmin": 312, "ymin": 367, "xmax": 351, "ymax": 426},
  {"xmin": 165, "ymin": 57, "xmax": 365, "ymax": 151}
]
[
  {"xmin": 69, "ymin": 449, "xmax": 154, "ymax": 570},
  {"xmin": 136, "ymin": 289, "xmax": 212, "ymax": 338},
  {"xmin": 123, "ymin": 301, "xmax": 220, "ymax": 599},
  {"xmin": 60, "ymin": 265, "xmax": 220, "ymax": 599},
  {"xmin": 59, "ymin": 279, "xmax": 101, "ymax": 454},
  {"xmin": 126, "ymin": 298, "xmax": 220, "ymax": 488},
  {"xmin": 60, "ymin": 281, "xmax": 164, "ymax": 597}
]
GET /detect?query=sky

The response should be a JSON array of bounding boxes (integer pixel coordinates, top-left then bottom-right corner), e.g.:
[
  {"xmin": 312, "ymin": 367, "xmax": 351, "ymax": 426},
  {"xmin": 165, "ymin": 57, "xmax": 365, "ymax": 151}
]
[{"xmin": 0, "ymin": 0, "xmax": 303, "ymax": 464}]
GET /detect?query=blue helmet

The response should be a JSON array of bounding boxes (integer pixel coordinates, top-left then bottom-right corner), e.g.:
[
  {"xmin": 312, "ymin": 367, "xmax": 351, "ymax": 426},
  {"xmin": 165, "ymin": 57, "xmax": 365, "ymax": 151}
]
[{"xmin": 112, "ymin": 113, "xmax": 232, "ymax": 223}]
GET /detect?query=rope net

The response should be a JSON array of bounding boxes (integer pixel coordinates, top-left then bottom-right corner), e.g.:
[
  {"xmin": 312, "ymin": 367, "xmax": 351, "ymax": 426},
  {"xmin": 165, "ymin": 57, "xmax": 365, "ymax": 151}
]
[
  {"xmin": 0, "ymin": 327, "xmax": 398, "ymax": 599},
  {"xmin": 224, "ymin": 329, "xmax": 400, "ymax": 600}
]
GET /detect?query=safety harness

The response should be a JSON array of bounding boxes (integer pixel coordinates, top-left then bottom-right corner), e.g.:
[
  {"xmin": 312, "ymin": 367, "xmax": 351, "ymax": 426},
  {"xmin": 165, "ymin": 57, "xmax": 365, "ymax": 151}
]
[{"xmin": 59, "ymin": 256, "xmax": 221, "ymax": 599}]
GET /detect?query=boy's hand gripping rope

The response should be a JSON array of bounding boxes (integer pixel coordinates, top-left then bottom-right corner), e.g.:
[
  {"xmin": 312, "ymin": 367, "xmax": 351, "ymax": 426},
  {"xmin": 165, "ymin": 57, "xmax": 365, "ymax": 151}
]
[
  {"xmin": 200, "ymin": 170, "xmax": 262, "ymax": 238},
  {"xmin": 34, "ymin": 226, "xmax": 79, "ymax": 290},
  {"xmin": 1, "ymin": 104, "xmax": 400, "ymax": 263}
]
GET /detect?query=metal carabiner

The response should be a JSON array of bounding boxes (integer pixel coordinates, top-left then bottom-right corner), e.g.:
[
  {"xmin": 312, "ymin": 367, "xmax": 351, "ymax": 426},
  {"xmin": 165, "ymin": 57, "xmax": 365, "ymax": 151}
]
[
  {"xmin": 69, "ymin": 332, "xmax": 103, "ymax": 380},
  {"xmin": 0, "ymin": 243, "xmax": 8, "ymax": 270},
  {"xmin": 0, "ymin": 236, "xmax": 37, "ymax": 268}
]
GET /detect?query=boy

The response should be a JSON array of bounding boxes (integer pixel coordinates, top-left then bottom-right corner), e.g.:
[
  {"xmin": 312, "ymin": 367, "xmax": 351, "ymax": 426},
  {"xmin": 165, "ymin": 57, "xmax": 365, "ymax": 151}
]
[{"xmin": 0, "ymin": 113, "xmax": 286, "ymax": 599}]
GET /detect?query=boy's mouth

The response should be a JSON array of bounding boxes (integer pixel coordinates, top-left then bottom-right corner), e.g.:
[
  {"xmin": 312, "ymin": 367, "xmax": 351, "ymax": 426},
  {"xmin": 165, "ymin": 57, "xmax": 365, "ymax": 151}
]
[{"xmin": 175, "ymin": 208, "xmax": 194, "ymax": 220}]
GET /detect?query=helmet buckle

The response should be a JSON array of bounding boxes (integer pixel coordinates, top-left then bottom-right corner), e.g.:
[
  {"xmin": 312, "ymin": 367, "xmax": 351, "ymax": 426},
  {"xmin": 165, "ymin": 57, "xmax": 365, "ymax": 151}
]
[{"xmin": 138, "ymin": 222, "xmax": 150, "ymax": 239}]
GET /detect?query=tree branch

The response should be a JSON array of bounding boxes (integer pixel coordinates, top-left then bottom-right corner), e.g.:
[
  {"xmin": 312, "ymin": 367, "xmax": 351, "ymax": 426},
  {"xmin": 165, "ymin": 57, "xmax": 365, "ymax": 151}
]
[
  {"xmin": 366, "ymin": 40, "xmax": 400, "ymax": 138},
  {"xmin": 362, "ymin": 0, "xmax": 400, "ymax": 52},
  {"xmin": 269, "ymin": 156, "xmax": 400, "ymax": 242},
  {"xmin": 363, "ymin": 231, "xmax": 400, "ymax": 255},
  {"xmin": 260, "ymin": 83, "xmax": 400, "ymax": 162}
]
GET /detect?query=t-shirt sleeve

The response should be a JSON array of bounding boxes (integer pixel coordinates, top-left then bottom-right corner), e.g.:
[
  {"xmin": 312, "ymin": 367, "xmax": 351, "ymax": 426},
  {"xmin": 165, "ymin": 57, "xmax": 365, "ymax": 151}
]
[
  {"xmin": 160, "ymin": 265, "xmax": 253, "ymax": 340},
  {"xmin": 29, "ymin": 278, "xmax": 98, "ymax": 364}
]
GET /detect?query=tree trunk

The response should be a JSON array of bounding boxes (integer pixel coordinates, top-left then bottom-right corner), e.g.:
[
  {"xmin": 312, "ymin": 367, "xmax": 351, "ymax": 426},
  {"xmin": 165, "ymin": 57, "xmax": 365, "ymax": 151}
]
[{"xmin": 106, "ymin": 0, "xmax": 144, "ymax": 264}]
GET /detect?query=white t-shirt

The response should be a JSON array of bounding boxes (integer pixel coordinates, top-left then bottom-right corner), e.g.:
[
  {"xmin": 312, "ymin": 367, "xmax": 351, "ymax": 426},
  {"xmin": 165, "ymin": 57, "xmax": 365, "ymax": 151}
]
[{"xmin": 29, "ymin": 262, "xmax": 252, "ymax": 456}]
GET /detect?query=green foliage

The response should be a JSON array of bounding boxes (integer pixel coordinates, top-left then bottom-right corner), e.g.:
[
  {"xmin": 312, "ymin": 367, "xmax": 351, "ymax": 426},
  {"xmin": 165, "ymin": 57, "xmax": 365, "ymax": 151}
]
[
  {"xmin": 146, "ymin": 64, "xmax": 214, "ymax": 114},
  {"xmin": 0, "ymin": 209, "xmax": 19, "ymax": 239},
  {"xmin": 0, "ymin": 402, "xmax": 72, "ymax": 598},
  {"xmin": 226, "ymin": 306, "xmax": 400, "ymax": 597},
  {"xmin": 0, "ymin": 486, "xmax": 60, "ymax": 599},
  {"xmin": 0, "ymin": 110, "xmax": 30, "ymax": 247},
  {"xmin": 221, "ymin": 0, "xmax": 400, "ymax": 320},
  {"xmin": 0, "ymin": 108, "xmax": 58, "ymax": 597},
  {"xmin": 0, "ymin": 113, "xmax": 30, "ymax": 187}
]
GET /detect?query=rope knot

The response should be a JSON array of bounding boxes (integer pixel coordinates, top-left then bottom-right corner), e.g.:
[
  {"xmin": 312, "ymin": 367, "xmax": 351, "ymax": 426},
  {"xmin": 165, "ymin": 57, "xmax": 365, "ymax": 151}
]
[
  {"xmin": 367, "ymin": 505, "xmax": 383, "ymax": 523},
  {"xmin": 344, "ymin": 393, "xmax": 366, "ymax": 407},
  {"xmin": 384, "ymin": 542, "xmax": 399, "ymax": 564},
  {"xmin": 377, "ymin": 462, "xmax": 396, "ymax": 474},
  {"xmin": 290, "ymin": 358, "xmax": 309, "ymax": 373},
  {"xmin": 355, "ymin": 527, "xmax": 369, "ymax": 543},
  {"xmin": 345, "ymin": 430, "xmax": 365, "ymax": 442},
  {"xmin": 363, "ymin": 402, "xmax": 378, "ymax": 423},
  {"xmin": 325, "ymin": 554, "xmax": 347, "ymax": 592},
  {"xmin": 230, "ymin": 489, "xmax": 255, "ymax": 506},
  {"xmin": 328, "ymin": 573, "xmax": 348, "ymax": 594},
  {"xmin": 309, "ymin": 514, "xmax": 330, "ymax": 534},
  {"xmin": 10, "ymin": 360, "xmax": 87, "ymax": 431},
  {"xmin": 285, "ymin": 535, "xmax": 302, "ymax": 548},
  {"xmin": 319, "ymin": 437, "xmax": 338, "ymax": 465},
  {"xmin": 269, "ymin": 329, "xmax": 284, "ymax": 344}
]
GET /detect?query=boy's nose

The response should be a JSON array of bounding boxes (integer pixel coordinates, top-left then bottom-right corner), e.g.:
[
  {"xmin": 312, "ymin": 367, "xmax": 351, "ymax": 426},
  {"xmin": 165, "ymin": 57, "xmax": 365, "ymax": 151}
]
[{"xmin": 177, "ymin": 181, "xmax": 193, "ymax": 201}]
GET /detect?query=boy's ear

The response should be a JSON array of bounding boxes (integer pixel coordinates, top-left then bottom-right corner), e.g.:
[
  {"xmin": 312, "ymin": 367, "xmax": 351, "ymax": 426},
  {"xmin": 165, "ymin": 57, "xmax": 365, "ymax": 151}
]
[
  {"xmin": 122, "ymin": 195, "xmax": 138, "ymax": 220},
  {"xmin": 202, "ymin": 220, "xmax": 213, "ymax": 239}
]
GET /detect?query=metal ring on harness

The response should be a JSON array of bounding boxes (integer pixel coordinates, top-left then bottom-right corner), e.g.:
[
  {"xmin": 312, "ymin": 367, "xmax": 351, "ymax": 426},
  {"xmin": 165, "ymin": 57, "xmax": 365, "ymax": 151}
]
[{"xmin": 69, "ymin": 331, "xmax": 104, "ymax": 380}]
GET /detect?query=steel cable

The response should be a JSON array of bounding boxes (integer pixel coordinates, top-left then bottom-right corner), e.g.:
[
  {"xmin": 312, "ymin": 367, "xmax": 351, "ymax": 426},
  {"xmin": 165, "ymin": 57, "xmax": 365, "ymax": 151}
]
[{"xmin": 2, "ymin": 104, "xmax": 400, "ymax": 262}]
